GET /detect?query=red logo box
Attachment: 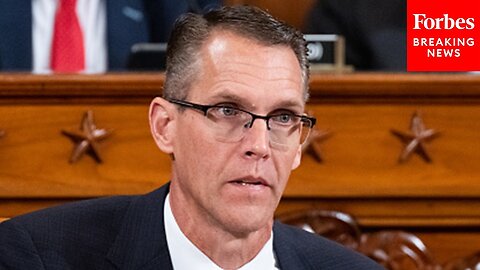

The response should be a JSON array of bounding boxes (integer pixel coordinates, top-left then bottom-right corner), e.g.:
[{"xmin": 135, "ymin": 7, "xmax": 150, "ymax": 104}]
[{"xmin": 407, "ymin": 0, "xmax": 480, "ymax": 71}]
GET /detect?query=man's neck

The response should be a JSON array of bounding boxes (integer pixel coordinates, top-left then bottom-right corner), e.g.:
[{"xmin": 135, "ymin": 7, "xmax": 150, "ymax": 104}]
[{"xmin": 168, "ymin": 189, "xmax": 272, "ymax": 269}]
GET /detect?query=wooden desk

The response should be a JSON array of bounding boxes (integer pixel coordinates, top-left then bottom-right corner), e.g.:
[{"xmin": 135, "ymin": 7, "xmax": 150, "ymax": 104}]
[{"xmin": 1, "ymin": 72, "xmax": 479, "ymax": 263}]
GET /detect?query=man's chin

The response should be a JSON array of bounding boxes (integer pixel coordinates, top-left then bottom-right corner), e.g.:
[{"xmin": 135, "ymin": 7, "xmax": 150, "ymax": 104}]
[{"xmin": 222, "ymin": 208, "xmax": 274, "ymax": 237}]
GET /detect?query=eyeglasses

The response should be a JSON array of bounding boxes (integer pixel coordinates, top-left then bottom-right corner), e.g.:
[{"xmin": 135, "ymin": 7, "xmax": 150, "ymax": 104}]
[{"xmin": 167, "ymin": 98, "xmax": 316, "ymax": 149}]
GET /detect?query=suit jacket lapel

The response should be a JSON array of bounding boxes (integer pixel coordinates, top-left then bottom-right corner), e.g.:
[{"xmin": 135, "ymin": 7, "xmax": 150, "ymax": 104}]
[
  {"xmin": 273, "ymin": 222, "xmax": 294, "ymax": 270},
  {"xmin": 106, "ymin": 185, "xmax": 301, "ymax": 270},
  {"xmin": 106, "ymin": 184, "xmax": 174, "ymax": 270},
  {"xmin": 0, "ymin": 1, "xmax": 32, "ymax": 70},
  {"xmin": 273, "ymin": 221, "xmax": 309, "ymax": 270}
]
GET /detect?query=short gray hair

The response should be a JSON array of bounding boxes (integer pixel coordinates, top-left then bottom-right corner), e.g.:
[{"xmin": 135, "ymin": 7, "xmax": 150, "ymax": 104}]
[{"xmin": 163, "ymin": 5, "xmax": 309, "ymax": 101}]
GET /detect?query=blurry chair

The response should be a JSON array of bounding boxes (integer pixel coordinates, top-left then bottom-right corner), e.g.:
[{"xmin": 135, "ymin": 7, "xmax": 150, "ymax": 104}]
[
  {"xmin": 443, "ymin": 251, "xmax": 480, "ymax": 270},
  {"xmin": 277, "ymin": 209, "xmax": 362, "ymax": 249},
  {"xmin": 278, "ymin": 209, "xmax": 442, "ymax": 270},
  {"xmin": 358, "ymin": 231, "xmax": 441, "ymax": 270}
]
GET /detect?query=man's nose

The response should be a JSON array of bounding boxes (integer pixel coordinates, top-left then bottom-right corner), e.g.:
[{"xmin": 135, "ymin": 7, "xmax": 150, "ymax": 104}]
[{"xmin": 242, "ymin": 118, "xmax": 270, "ymax": 160}]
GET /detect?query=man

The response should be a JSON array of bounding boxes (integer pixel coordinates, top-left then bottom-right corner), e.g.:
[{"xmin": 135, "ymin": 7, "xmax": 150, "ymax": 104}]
[
  {"xmin": 0, "ymin": 0, "xmax": 220, "ymax": 73},
  {"xmin": 0, "ymin": 6, "xmax": 383, "ymax": 269}
]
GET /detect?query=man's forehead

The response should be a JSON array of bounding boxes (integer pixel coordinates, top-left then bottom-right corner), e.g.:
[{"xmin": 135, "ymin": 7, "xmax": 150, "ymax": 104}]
[
  {"xmin": 200, "ymin": 30, "xmax": 257, "ymax": 67},
  {"xmin": 200, "ymin": 29, "xmax": 296, "ymax": 66},
  {"xmin": 203, "ymin": 29, "xmax": 259, "ymax": 48},
  {"xmin": 200, "ymin": 33, "xmax": 301, "ymax": 77},
  {"xmin": 188, "ymin": 30, "xmax": 305, "ymax": 108}
]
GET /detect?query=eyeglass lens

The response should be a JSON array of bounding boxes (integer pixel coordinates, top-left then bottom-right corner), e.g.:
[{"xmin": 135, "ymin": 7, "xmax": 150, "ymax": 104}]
[{"xmin": 202, "ymin": 107, "xmax": 312, "ymax": 149}]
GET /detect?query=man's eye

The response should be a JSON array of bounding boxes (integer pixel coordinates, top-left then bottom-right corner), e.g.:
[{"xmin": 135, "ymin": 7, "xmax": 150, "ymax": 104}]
[
  {"xmin": 272, "ymin": 114, "xmax": 294, "ymax": 124},
  {"xmin": 218, "ymin": 107, "xmax": 239, "ymax": 117}
]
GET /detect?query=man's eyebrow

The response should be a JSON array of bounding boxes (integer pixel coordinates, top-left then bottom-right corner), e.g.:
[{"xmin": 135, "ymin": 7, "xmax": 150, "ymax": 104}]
[
  {"xmin": 267, "ymin": 99, "xmax": 305, "ymax": 115},
  {"xmin": 208, "ymin": 93, "xmax": 249, "ymax": 105},
  {"xmin": 209, "ymin": 92, "xmax": 304, "ymax": 112},
  {"xmin": 273, "ymin": 100, "xmax": 304, "ymax": 110},
  {"xmin": 212, "ymin": 93, "xmax": 247, "ymax": 103}
]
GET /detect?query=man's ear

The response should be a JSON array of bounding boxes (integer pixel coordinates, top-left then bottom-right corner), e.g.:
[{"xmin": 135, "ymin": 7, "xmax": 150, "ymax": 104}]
[
  {"xmin": 149, "ymin": 97, "xmax": 175, "ymax": 154},
  {"xmin": 291, "ymin": 144, "xmax": 302, "ymax": 170}
]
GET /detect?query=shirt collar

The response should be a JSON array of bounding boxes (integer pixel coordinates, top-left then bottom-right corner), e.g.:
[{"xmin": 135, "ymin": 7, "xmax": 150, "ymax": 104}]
[{"xmin": 164, "ymin": 193, "xmax": 279, "ymax": 270}]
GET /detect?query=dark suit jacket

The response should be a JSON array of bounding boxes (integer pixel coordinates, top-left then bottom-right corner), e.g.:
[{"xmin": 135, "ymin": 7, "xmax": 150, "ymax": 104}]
[
  {"xmin": 0, "ymin": 184, "xmax": 383, "ymax": 269},
  {"xmin": 0, "ymin": 0, "xmax": 220, "ymax": 71},
  {"xmin": 304, "ymin": 0, "xmax": 406, "ymax": 71}
]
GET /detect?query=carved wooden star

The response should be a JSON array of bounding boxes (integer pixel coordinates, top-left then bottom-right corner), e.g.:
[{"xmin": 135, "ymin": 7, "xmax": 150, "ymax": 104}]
[
  {"xmin": 391, "ymin": 111, "xmax": 439, "ymax": 163},
  {"xmin": 62, "ymin": 111, "xmax": 112, "ymax": 163},
  {"xmin": 302, "ymin": 128, "xmax": 332, "ymax": 163}
]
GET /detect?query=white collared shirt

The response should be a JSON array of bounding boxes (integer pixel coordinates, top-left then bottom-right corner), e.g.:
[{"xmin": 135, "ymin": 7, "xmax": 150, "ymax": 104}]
[
  {"xmin": 164, "ymin": 194, "xmax": 279, "ymax": 270},
  {"xmin": 32, "ymin": 0, "xmax": 107, "ymax": 73}
]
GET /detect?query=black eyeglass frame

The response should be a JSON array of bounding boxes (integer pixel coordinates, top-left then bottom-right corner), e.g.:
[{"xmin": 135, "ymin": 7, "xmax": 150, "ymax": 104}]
[{"xmin": 166, "ymin": 98, "xmax": 317, "ymax": 129}]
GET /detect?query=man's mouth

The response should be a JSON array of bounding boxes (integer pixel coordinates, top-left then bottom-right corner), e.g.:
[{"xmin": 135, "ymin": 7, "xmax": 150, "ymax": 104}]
[
  {"xmin": 233, "ymin": 180, "xmax": 262, "ymax": 186},
  {"xmin": 230, "ymin": 177, "xmax": 269, "ymax": 187}
]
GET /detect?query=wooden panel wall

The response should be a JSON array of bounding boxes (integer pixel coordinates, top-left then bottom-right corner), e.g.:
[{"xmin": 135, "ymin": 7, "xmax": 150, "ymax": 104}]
[{"xmin": 1, "ymin": 72, "xmax": 480, "ymax": 263}]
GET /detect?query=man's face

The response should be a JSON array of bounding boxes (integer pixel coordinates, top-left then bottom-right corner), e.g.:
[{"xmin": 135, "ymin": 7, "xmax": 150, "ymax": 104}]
[{"xmin": 168, "ymin": 31, "xmax": 304, "ymax": 235}]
